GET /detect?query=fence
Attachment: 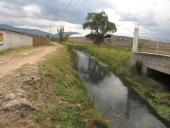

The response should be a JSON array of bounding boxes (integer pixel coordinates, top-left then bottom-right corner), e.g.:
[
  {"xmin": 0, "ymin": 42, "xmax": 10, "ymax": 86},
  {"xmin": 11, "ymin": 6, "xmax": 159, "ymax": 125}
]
[
  {"xmin": 68, "ymin": 32, "xmax": 170, "ymax": 55},
  {"xmin": 104, "ymin": 30, "xmax": 170, "ymax": 55},
  {"xmin": 33, "ymin": 36, "xmax": 49, "ymax": 46},
  {"xmin": 138, "ymin": 36, "xmax": 170, "ymax": 56},
  {"xmin": 103, "ymin": 38, "xmax": 132, "ymax": 51}
]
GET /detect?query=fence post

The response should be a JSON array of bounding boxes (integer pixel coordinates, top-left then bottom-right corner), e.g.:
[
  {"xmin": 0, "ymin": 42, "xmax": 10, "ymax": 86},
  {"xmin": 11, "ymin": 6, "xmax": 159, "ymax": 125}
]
[
  {"xmin": 156, "ymin": 40, "xmax": 159, "ymax": 54},
  {"xmin": 132, "ymin": 27, "xmax": 139, "ymax": 53}
]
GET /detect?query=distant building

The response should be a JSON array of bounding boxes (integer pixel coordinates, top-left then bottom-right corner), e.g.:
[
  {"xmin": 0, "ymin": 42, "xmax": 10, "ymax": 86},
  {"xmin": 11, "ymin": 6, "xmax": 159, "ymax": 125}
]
[
  {"xmin": 68, "ymin": 34, "xmax": 93, "ymax": 44},
  {"xmin": 0, "ymin": 27, "xmax": 49, "ymax": 51}
]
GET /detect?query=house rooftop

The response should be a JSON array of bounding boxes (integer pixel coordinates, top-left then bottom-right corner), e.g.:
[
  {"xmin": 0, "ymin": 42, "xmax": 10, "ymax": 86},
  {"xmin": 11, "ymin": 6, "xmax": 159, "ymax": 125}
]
[{"xmin": 0, "ymin": 24, "xmax": 49, "ymax": 37}]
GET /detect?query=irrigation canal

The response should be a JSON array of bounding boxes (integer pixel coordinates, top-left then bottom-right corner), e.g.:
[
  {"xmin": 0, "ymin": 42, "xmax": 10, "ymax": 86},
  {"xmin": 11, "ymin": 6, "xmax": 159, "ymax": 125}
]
[{"xmin": 74, "ymin": 50, "xmax": 168, "ymax": 128}]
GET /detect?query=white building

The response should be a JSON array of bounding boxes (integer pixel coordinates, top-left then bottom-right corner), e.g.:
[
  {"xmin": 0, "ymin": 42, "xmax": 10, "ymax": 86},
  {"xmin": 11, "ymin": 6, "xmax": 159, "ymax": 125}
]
[{"xmin": 0, "ymin": 28, "xmax": 49, "ymax": 52}]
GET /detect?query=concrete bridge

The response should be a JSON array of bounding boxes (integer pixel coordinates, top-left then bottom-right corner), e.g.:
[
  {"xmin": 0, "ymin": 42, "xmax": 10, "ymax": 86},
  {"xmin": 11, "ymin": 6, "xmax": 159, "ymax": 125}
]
[
  {"xmin": 131, "ymin": 28, "xmax": 170, "ymax": 75},
  {"xmin": 132, "ymin": 52, "xmax": 170, "ymax": 75}
]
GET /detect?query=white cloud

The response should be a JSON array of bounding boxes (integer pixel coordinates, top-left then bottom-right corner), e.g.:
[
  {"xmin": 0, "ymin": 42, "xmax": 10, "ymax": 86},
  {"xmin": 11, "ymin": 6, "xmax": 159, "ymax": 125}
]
[
  {"xmin": 22, "ymin": 4, "xmax": 41, "ymax": 16},
  {"xmin": 91, "ymin": 0, "xmax": 169, "ymax": 39},
  {"xmin": 0, "ymin": 1, "xmax": 24, "ymax": 16},
  {"xmin": 115, "ymin": 21, "xmax": 136, "ymax": 37},
  {"xmin": 0, "ymin": 0, "xmax": 170, "ymax": 39}
]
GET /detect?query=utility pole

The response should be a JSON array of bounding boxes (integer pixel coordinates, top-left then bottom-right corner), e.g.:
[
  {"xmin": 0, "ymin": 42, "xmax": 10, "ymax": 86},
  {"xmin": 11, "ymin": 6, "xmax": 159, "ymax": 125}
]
[
  {"xmin": 57, "ymin": 26, "xmax": 64, "ymax": 43},
  {"xmin": 48, "ymin": 25, "xmax": 52, "ymax": 39}
]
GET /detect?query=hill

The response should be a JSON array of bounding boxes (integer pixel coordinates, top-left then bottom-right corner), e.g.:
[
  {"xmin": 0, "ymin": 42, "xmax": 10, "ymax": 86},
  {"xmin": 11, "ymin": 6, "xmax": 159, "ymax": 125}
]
[{"xmin": 0, "ymin": 24, "xmax": 80, "ymax": 38}]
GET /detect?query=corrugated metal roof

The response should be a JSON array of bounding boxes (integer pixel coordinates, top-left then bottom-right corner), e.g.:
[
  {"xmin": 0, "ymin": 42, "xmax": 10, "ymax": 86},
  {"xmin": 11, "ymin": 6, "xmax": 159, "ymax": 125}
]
[{"xmin": 0, "ymin": 24, "xmax": 49, "ymax": 37}]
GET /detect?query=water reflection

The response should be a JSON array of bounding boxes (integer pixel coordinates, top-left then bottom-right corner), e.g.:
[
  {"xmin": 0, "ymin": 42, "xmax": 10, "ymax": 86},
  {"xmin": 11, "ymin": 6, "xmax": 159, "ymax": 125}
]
[
  {"xmin": 75, "ymin": 50, "xmax": 167, "ymax": 128},
  {"xmin": 80, "ymin": 56, "xmax": 109, "ymax": 84}
]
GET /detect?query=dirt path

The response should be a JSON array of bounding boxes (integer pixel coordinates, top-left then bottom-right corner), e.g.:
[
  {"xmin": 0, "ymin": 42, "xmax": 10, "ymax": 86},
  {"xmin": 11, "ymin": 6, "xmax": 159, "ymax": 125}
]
[
  {"xmin": 0, "ymin": 43, "xmax": 63, "ymax": 127},
  {"xmin": 0, "ymin": 44, "xmax": 61, "ymax": 77}
]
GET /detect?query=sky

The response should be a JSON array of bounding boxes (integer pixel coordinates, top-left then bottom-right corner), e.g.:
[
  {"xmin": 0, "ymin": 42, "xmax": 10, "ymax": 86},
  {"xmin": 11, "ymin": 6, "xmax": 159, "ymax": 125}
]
[{"xmin": 0, "ymin": 0, "xmax": 170, "ymax": 40}]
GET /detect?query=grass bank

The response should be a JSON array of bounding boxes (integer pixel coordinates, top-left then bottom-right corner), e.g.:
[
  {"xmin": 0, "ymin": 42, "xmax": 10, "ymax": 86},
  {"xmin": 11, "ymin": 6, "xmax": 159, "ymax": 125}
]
[
  {"xmin": 65, "ymin": 42, "xmax": 170, "ymax": 124},
  {"xmin": 36, "ymin": 45, "xmax": 109, "ymax": 128}
]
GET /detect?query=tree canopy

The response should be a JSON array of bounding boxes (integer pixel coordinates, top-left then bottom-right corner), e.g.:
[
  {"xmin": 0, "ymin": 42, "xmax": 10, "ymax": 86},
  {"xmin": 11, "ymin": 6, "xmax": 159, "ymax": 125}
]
[{"xmin": 83, "ymin": 11, "xmax": 117, "ymax": 46}]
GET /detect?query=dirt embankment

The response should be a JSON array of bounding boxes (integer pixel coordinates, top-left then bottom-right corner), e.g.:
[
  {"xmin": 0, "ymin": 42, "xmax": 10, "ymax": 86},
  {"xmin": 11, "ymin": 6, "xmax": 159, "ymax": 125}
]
[
  {"xmin": 0, "ymin": 44, "xmax": 61, "ymax": 127},
  {"xmin": 0, "ymin": 65, "xmax": 40, "ymax": 127}
]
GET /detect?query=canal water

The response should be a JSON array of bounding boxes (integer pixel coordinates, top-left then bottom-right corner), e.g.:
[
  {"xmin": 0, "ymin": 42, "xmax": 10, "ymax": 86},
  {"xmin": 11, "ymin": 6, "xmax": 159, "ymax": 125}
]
[{"xmin": 75, "ymin": 50, "xmax": 168, "ymax": 128}]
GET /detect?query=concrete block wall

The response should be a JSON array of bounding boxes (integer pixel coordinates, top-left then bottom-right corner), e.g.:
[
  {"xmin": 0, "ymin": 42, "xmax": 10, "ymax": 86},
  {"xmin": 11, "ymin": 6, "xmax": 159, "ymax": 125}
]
[{"xmin": 0, "ymin": 30, "xmax": 33, "ymax": 51}]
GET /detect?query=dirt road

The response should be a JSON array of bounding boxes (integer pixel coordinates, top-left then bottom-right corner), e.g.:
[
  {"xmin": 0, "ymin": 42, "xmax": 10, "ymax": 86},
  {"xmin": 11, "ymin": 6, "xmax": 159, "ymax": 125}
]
[
  {"xmin": 0, "ymin": 44, "xmax": 60, "ymax": 77},
  {"xmin": 0, "ymin": 44, "xmax": 63, "ymax": 127}
]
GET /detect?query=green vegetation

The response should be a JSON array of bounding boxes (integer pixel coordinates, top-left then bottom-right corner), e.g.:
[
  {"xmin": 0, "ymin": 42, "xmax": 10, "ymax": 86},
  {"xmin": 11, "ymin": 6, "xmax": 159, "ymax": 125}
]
[
  {"xmin": 65, "ymin": 42, "xmax": 170, "ymax": 122},
  {"xmin": 66, "ymin": 43, "xmax": 131, "ymax": 76},
  {"xmin": 0, "ymin": 46, "xmax": 32, "ymax": 56},
  {"xmin": 36, "ymin": 46, "xmax": 109, "ymax": 128},
  {"xmin": 0, "ymin": 43, "xmax": 53, "ymax": 57},
  {"xmin": 83, "ymin": 11, "xmax": 117, "ymax": 46}
]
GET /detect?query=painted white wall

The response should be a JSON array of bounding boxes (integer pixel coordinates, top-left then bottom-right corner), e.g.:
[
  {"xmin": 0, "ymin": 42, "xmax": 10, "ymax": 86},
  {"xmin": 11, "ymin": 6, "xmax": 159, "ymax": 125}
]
[{"xmin": 0, "ymin": 30, "xmax": 33, "ymax": 51}]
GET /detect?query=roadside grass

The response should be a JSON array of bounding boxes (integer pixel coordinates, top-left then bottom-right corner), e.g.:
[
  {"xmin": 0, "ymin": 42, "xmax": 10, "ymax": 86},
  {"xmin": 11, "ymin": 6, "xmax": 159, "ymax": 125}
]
[
  {"xmin": 0, "ymin": 46, "xmax": 33, "ymax": 56},
  {"xmin": 0, "ymin": 42, "xmax": 54, "ymax": 57},
  {"xmin": 65, "ymin": 42, "xmax": 170, "ymax": 123},
  {"xmin": 36, "ymin": 45, "xmax": 109, "ymax": 128}
]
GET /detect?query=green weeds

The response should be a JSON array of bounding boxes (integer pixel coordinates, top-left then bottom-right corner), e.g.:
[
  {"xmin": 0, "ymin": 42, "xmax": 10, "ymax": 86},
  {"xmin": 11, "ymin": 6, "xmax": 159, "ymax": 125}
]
[{"xmin": 36, "ymin": 46, "xmax": 109, "ymax": 128}]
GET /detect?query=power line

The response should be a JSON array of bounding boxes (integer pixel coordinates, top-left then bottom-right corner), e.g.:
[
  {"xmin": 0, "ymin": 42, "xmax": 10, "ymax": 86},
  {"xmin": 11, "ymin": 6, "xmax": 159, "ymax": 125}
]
[
  {"xmin": 57, "ymin": 0, "xmax": 89, "ymax": 32},
  {"xmin": 62, "ymin": 0, "xmax": 89, "ymax": 21},
  {"xmin": 60, "ymin": 0, "xmax": 82, "ymax": 21},
  {"xmin": 70, "ymin": 0, "xmax": 87, "ymax": 14},
  {"xmin": 63, "ymin": 0, "xmax": 73, "ymax": 14},
  {"xmin": 60, "ymin": 0, "xmax": 73, "ymax": 21},
  {"xmin": 57, "ymin": 0, "xmax": 74, "ymax": 33},
  {"xmin": 67, "ymin": 0, "xmax": 82, "ymax": 14},
  {"xmin": 70, "ymin": 0, "xmax": 88, "ymax": 14}
]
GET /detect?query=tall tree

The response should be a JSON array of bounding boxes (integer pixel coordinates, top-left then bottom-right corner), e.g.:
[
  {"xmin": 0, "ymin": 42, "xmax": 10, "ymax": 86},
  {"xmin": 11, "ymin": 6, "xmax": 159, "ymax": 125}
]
[{"xmin": 83, "ymin": 11, "xmax": 117, "ymax": 46}]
